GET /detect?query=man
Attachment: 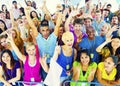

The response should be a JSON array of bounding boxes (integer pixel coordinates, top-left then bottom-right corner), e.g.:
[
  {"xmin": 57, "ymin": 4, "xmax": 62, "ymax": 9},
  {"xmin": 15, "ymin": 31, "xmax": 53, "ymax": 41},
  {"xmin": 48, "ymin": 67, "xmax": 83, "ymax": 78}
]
[
  {"xmin": 12, "ymin": 1, "xmax": 20, "ymax": 19},
  {"xmin": 106, "ymin": 4, "xmax": 114, "ymax": 21},
  {"xmin": 92, "ymin": 10, "xmax": 105, "ymax": 36},
  {"xmin": 78, "ymin": 26, "xmax": 104, "ymax": 63},
  {"xmin": 111, "ymin": 15, "xmax": 120, "ymax": 36},
  {"xmin": 25, "ymin": 7, "xmax": 62, "ymax": 79}
]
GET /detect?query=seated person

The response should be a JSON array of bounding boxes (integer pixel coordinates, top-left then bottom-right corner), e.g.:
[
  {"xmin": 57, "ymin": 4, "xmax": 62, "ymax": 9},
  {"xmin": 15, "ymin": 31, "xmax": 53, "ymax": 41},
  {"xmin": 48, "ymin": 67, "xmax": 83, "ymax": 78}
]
[
  {"xmin": 0, "ymin": 49, "xmax": 22, "ymax": 86},
  {"xmin": 70, "ymin": 49, "xmax": 97, "ymax": 86},
  {"xmin": 96, "ymin": 56, "xmax": 118, "ymax": 86}
]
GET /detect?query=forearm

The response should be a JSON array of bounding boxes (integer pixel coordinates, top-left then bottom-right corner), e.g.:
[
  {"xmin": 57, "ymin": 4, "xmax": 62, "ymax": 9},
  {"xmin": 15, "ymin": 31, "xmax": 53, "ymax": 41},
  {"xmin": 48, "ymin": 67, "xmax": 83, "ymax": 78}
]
[
  {"xmin": 9, "ymin": 9, "xmax": 16, "ymax": 28},
  {"xmin": 8, "ymin": 77, "xmax": 20, "ymax": 83},
  {"xmin": 65, "ymin": 16, "xmax": 72, "ymax": 31},
  {"xmin": 96, "ymin": 41, "xmax": 108, "ymax": 53},
  {"xmin": 25, "ymin": 7, "xmax": 38, "ymax": 37},
  {"xmin": 54, "ymin": 12, "xmax": 63, "ymax": 36},
  {"xmin": 0, "ymin": 76, "xmax": 10, "ymax": 85}
]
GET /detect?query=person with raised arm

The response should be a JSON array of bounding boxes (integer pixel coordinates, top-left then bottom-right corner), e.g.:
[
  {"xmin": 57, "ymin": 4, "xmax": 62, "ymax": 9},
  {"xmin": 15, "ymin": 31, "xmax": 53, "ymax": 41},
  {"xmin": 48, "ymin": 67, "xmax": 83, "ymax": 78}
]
[
  {"xmin": 7, "ymin": 31, "xmax": 48, "ymax": 84},
  {"xmin": 25, "ymin": 6, "xmax": 62, "ymax": 80},
  {"xmin": 52, "ymin": 31, "xmax": 77, "ymax": 85}
]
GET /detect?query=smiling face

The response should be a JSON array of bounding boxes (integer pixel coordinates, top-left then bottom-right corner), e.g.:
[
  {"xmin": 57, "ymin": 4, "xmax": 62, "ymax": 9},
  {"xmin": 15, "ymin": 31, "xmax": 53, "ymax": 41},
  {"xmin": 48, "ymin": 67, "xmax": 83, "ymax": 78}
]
[
  {"xmin": 0, "ymin": 37, "xmax": 7, "ymax": 47},
  {"xmin": 26, "ymin": 44, "xmax": 36, "ymax": 56},
  {"xmin": 73, "ymin": 24, "xmax": 82, "ymax": 33},
  {"xmin": 2, "ymin": 52, "xmax": 11, "ymax": 64},
  {"xmin": 62, "ymin": 32, "xmax": 74, "ymax": 48},
  {"xmin": 86, "ymin": 26, "xmax": 95, "ymax": 40},
  {"xmin": 104, "ymin": 57, "xmax": 115, "ymax": 73},
  {"xmin": 100, "ymin": 23, "xmax": 110, "ymax": 35},
  {"xmin": 111, "ymin": 38, "xmax": 120, "ymax": 50},
  {"xmin": 80, "ymin": 53, "xmax": 90, "ymax": 65},
  {"xmin": 40, "ymin": 26, "xmax": 50, "ymax": 39}
]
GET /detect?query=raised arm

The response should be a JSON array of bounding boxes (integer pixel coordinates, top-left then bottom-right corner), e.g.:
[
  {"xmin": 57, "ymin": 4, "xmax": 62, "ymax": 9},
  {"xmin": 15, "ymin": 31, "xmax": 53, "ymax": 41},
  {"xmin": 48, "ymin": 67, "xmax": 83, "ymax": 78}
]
[
  {"xmin": 7, "ymin": 33, "xmax": 26, "ymax": 62},
  {"xmin": 96, "ymin": 36, "xmax": 111, "ymax": 53},
  {"xmin": 41, "ymin": 0, "xmax": 51, "ymax": 20},
  {"xmin": 65, "ymin": 10, "xmax": 78, "ymax": 31},
  {"xmin": 9, "ymin": 9, "xmax": 17, "ymax": 28},
  {"xmin": 54, "ymin": 12, "xmax": 63, "ymax": 37},
  {"xmin": 24, "ymin": 7, "xmax": 39, "ymax": 37}
]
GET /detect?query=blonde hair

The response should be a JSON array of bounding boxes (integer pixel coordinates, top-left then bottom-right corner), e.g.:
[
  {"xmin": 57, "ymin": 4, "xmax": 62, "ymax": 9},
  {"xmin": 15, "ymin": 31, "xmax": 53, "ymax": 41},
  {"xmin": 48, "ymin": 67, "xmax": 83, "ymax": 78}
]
[
  {"xmin": 26, "ymin": 42, "xmax": 35, "ymax": 50},
  {"xmin": 62, "ymin": 31, "xmax": 74, "ymax": 43}
]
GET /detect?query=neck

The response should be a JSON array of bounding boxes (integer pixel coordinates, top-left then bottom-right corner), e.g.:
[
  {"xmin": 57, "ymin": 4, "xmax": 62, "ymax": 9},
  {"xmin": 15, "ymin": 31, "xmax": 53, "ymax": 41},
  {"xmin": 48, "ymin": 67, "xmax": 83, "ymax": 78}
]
[
  {"xmin": 29, "ymin": 55, "xmax": 36, "ymax": 60},
  {"xmin": 63, "ymin": 45, "xmax": 72, "ymax": 50},
  {"xmin": 6, "ymin": 62, "xmax": 11, "ymax": 69},
  {"xmin": 88, "ymin": 37, "xmax": 94, "ymax": 40}
]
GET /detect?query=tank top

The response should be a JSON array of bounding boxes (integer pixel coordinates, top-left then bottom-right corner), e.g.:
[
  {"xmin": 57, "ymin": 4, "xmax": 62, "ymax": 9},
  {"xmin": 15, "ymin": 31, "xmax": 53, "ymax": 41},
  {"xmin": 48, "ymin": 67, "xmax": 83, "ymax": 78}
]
[
  {"xmin": 57, "ymin": 47, "xmax": 74, "ymax": 77},
  {"xmin": 24, "ymin": 55, "xmax": 41, "ymax": 82}
]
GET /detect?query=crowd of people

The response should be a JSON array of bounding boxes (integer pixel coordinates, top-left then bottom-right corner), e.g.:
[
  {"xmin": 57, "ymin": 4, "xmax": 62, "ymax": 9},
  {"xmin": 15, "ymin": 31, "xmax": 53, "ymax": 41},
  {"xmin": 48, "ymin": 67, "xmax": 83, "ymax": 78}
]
[{"xmin": 0, "ymin": 0, "xmax": 120, "ymax": 86}]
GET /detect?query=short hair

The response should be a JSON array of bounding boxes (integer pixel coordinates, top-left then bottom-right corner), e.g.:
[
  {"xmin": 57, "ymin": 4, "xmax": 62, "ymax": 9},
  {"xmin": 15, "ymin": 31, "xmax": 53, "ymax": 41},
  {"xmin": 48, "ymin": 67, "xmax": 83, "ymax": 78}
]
[
  {"xmin": 12, "ymin": 1, "xmax": 17, "ymax": 4},
  {"xmin": 103, "ymin": 9, "xmax": 110, "ymax": 12},
  {"xmin": 73, "ymin": 18, "xmax": 83, "ymax": 25},
  {"xmin": 62, "ymin": 31, "xmax": 74, "ymax": 43},
  {"xmin": 112, "ymin": 36, "xmax": 120, "ymax": 40},
  {"xmin": 40, "ymin": 19, "xmax": 49, "ymax": 27},
  {"xmin": 95, "ymin": 10, "xmax": 101, "ymax": 13},
  {"xmin": 107, "ymin": 4, "xmax": 112, "ymax": 7}
]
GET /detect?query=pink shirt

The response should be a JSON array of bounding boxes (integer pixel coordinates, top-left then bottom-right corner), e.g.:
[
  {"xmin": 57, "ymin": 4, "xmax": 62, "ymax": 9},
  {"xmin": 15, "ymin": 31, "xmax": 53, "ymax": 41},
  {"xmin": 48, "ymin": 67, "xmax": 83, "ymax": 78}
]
[{"xmin": 24, "ymin": 46, "xmax": 41, "ymax": 82}]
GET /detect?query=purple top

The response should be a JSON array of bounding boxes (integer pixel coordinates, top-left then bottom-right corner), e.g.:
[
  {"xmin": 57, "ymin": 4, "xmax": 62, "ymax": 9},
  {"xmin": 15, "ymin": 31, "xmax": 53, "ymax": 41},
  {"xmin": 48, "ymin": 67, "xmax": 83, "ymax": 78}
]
[
  {"xmin": 0, "ymin": 61, "xmax": 21, "ymax": 80},
  {"xmin": 69, "ymin": 24, "xmax": 87, "ymax": 44}
]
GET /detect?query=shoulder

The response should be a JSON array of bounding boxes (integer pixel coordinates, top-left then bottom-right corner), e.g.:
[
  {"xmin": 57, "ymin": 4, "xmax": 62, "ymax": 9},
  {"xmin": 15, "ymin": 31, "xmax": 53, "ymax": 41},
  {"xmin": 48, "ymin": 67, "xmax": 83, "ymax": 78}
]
[
  {"xmin": 36, "ymin": 33, "xmax": 42, "ymax": 40},
  {"xmin": 50, "ymin": 32, "xmax": 57, "ymax": 39},
  {"xmin": 73, "ymin": 61, "xmax": 80, "ymax": 67},
  {"xmin": 90, "ymin": 62, "xmax": 97, "ymax": 68},
  {"xmin": 98, "ymin": 62, "xmax": 104, "ymax": 69}
]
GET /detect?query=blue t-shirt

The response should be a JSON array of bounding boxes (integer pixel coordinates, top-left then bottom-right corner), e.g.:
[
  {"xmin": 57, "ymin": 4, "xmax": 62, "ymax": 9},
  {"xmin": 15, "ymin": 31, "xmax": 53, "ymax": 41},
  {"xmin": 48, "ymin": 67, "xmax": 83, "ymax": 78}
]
[
  {"xmin": 78, "ymin": 36, "xmax": 104, "ymax": 63},
  {"xmin": 36, "ymin": 33, "xmax": 57, "ymax": 63},
  {"xmin": 0, "ymin": 61, "xmax": 21, "ymax": 80}
]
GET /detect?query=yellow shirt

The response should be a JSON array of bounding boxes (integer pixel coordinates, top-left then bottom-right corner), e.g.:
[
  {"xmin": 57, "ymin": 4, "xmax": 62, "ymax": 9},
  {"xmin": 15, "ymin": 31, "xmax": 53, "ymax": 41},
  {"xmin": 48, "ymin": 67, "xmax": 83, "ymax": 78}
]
[{"xmin": 98, "ymin": 62, "xmax": 116, "ymax": 80}]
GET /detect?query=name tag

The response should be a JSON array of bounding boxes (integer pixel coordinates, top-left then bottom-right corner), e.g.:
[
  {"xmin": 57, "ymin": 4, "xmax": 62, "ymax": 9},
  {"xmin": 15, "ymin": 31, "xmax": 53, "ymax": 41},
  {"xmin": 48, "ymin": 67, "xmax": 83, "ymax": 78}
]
[
  {"xmin": 31, "ymin": 77, "xmax": 35, "ymax": 82},
  {"xmin": 90, "ymin": 53, "xmax": 94, "ymax": 58}
]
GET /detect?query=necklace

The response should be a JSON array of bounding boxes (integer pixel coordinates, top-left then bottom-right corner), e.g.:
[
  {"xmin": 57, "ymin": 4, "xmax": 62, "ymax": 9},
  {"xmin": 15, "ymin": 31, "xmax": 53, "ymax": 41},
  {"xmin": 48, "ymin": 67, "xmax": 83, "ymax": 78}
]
[{"xmin": 87, "ymin": 37, "xmax": 96, "ymax": 58}]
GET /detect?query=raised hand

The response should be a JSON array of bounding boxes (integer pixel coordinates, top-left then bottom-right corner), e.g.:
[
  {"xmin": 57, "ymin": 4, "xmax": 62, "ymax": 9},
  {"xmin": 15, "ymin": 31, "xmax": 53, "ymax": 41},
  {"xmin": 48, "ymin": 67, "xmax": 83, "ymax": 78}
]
[{"xmin": 105, "ymin": 35, "xmax": 112, "ymax": 43}]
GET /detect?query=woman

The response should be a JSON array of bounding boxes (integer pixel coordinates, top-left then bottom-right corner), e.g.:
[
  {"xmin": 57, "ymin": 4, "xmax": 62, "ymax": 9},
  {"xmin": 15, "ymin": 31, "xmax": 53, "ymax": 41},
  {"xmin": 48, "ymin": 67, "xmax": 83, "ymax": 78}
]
[
  {"xmin": 0, "ymin": 19, "xmax": 7, "ymax": 34},
  {"xmin": 7, "ymin": 32, "xmax": 48, "ymax": 84},
  {"xmin": 70, "ymin": 49, "xmax": 97, "ymax": 86},
  {"xmin": 96, "ymin": 36, "xmax": 120, "ymax": 61},
  {"xmin": 53, "ymin": 31, "xmax": 77, "ymax": 85},
  {"xmin": 30, "ymin": 11, "xmax": 40, "ymax": 20},
  {"xmin": 0, "ymin": 49, "xmax": 22, "ymax": 86},
  {"xmin": 1, "ymin": 4, "xmax": 10, "ymax": 19},
  {"xmin": 96, "ymin": 56, "xmax": 118, "ymax": 86}
]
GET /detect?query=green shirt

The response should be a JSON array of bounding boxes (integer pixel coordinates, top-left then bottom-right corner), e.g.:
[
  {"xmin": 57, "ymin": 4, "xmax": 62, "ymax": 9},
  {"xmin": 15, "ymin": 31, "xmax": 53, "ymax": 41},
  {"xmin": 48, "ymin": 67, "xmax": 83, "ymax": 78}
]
[{"xmin": 70, "ymin": 61, "xmax": 97, "ymax": 86}]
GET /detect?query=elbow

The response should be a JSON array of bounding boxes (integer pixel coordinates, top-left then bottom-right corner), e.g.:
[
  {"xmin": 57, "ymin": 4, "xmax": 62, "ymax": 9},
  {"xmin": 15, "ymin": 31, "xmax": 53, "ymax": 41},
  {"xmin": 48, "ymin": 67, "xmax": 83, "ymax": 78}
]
[
  {"xmin": 96, "ymin": 48, "xmax": 100, "ymax": 53},
  {"xmin": 87, "ymin": 76, "xmax": 94, "ymax": 82}
]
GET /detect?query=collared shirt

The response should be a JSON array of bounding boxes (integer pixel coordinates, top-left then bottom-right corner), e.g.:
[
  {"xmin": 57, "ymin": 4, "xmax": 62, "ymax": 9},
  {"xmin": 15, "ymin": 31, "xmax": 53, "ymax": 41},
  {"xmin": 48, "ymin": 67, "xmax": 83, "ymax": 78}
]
[{"xmin": 36, "ymin": 33, "xmax": 57, "ymax": 63}]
